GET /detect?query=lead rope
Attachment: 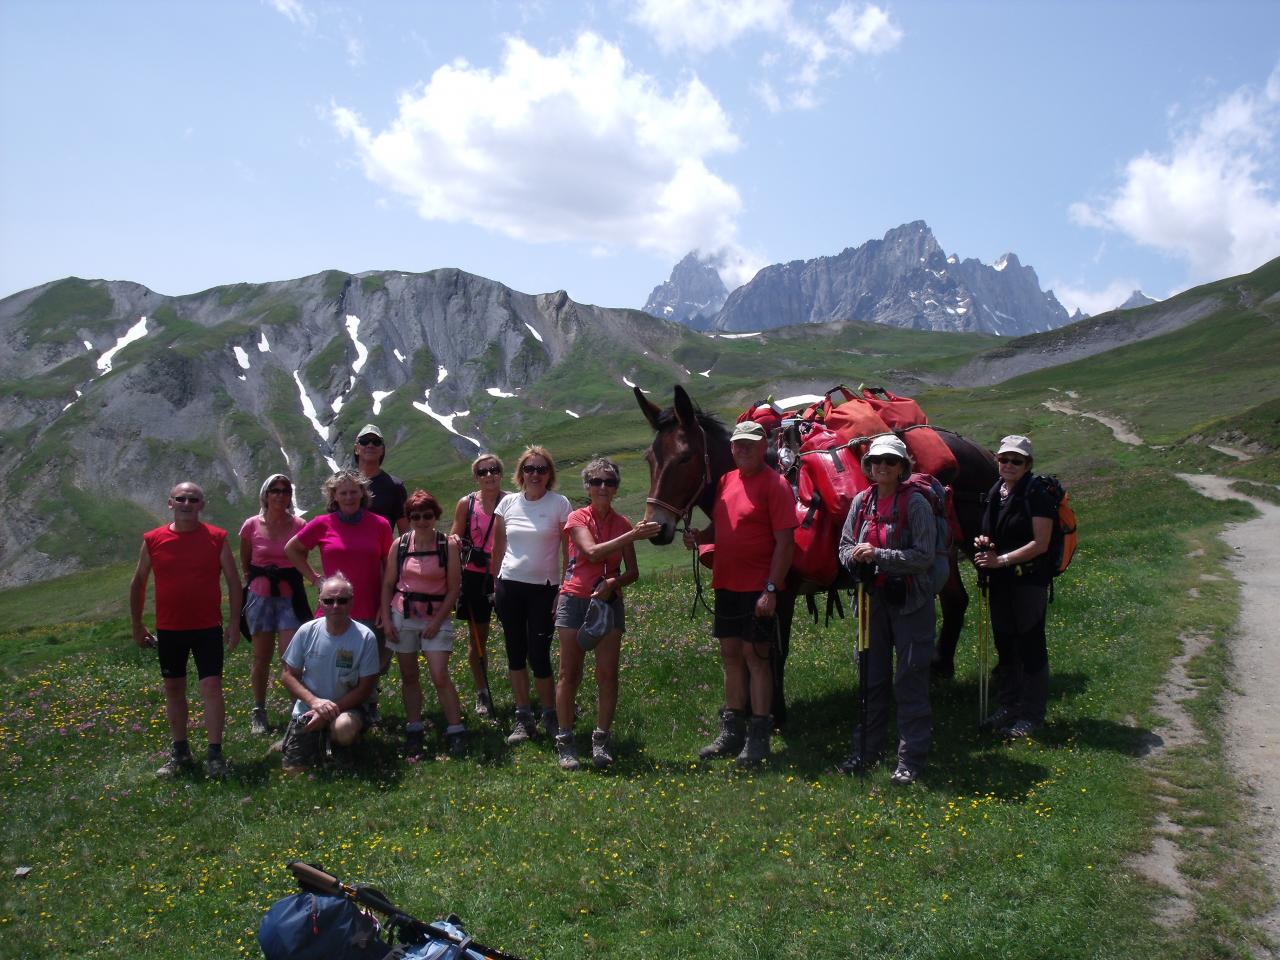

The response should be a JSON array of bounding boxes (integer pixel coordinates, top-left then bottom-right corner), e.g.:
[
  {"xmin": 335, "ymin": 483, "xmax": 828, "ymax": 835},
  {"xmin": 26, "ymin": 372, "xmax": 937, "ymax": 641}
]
[{"xmin": 686, "ymin": 515, "xmax": 715, "ymax": 619}]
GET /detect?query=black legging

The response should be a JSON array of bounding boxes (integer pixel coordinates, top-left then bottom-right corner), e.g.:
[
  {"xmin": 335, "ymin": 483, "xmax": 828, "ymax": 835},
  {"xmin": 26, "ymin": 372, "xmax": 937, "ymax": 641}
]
[{"xmin": 494, "ymin": 578, "xmax": 558, "ymax": 678}]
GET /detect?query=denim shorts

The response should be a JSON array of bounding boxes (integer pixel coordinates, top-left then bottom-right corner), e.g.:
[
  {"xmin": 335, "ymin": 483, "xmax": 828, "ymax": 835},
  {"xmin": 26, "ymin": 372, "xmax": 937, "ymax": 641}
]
[
  {"xmin": 555, "ymin": 593, "xmax": 625, "ymax": 633},
  {"xmin": 243, "ymin": 592, "xmax": 302, "ymax": 635},
  {"xmin": 386, "ymin": 608, "xmax": 455, "ymax": 654}
]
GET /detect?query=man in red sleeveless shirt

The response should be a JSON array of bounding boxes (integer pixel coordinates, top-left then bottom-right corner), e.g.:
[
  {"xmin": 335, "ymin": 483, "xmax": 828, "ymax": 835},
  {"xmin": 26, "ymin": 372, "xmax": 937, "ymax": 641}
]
[
  {"xmin": 684, "ymin": 421, "xmax": 796, "ymax": 766},
  {"xmin": 130, "ymin": 481, "xmax": 244, "ymax": 779}
]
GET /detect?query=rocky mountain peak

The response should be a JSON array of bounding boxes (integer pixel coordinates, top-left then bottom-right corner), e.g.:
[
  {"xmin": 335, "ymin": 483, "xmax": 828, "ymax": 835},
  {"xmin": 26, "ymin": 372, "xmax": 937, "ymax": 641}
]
[
  {"xmin": 641, "ymin": 252, "xmax": 728, "ymax": 327},
  {"xmin": 1119, "ymin": 289, "xmax": 1158, "ymax": 310}
]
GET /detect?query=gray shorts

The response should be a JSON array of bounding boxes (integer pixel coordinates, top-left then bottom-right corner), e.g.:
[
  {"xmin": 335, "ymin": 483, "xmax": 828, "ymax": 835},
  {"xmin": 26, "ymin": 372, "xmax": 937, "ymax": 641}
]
[
  {"xmin": 243, "ymin": 592, "xmax": 302, "ymax": 635},
  {"xmin": 555, "ymin": 593, "xmax": 625, "ymax": 633},
  {"xmin": 280, "ymin": 709, "xmax": 368, "ymax": 768},
  {"xmin": 386, "ymin": 608, "xmax": 455, "ymax": 653}
]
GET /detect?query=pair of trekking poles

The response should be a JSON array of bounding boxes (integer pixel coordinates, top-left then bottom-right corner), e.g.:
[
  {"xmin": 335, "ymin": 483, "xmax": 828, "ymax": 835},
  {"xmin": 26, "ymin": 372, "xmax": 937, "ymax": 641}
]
[{"xmin": 851, "ymin": 571, "xmax": 993, "ymax": 772}]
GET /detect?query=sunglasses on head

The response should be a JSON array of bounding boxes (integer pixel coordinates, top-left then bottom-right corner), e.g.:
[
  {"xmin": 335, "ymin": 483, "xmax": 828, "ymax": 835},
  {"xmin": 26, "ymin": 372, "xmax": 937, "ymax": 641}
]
[
  {"xmin": 475, "ymin": 466, "xmax": 501, "ymax": 477},
  {"xmin": 866, "ymin": 456, "xmax": 901, "ymax": 466},
  {"xmin": 320, "ymin": 596, "xmax": 351, "ymax": 606},
  {"xmin": 172, "ymin": 495, "xmax": 202, "ymax": 504},
  {"xmin": 522, "ymin": 464, "xmax": 549, "ymax": 476},
  {"xmin": 357, "ymin": 436, "xmax": 384, "ymax": 447},
  {"xmin": 408, "ymin": 511, "xmax": 437, "ymax": 521},
  {"xmin": 586, "ymin": 476, "xmax": 619, "ymax": 488},
  {"xmin": 997, "ymin": 456, "xmax": 1027, "ymax": 466}
]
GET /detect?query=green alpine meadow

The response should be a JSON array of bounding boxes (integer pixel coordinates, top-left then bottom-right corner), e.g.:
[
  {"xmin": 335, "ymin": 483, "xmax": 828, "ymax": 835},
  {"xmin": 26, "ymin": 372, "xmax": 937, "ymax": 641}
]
[{"xmin": 1, "ymin": 257, "xmax": 1279, "ymax": 959}]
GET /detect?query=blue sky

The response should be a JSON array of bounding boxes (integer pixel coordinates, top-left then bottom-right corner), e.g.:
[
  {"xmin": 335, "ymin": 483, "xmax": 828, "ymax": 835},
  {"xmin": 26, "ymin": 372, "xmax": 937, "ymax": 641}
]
[{"xmin": 2, "ymin": 0, "xmax": 1278, "ymax": 317}]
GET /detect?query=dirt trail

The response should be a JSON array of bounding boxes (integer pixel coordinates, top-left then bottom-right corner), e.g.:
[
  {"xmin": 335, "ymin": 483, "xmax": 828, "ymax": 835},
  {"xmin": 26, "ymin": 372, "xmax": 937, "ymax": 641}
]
[
  {"xmin": 1042, "ymin": 399, "xmax": 1143, "ymax": 445},
  {"xmin": 1178, "ymin": 473, "xmax": 1280, "ymax": 942}
]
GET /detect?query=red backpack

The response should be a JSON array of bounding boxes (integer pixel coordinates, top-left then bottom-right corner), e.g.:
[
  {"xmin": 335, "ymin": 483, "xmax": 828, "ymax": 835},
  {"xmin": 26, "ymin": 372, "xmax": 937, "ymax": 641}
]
[{"xmin": 791, "ymin": 423, "xmax": 869, "ymax": 585}]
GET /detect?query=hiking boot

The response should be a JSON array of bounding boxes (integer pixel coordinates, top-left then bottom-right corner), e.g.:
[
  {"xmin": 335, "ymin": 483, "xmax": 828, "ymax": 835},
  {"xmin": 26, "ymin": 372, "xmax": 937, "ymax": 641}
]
[
  {"xmin": 446, "ymin": 729, "xmax": 468, "ymax": 758},
  {"xmin": 474, "ymin": 689, "xmax": 494, "ymax": 719},
  {"xmin": 889, "ymin": 764, "xmax": 918, "ymax": 786},
  {"xmin": 506, "ymin": 710, "xmax": 537, "ymax": 745},
  {"xmin": 836, "ymin": 751, "xmax": 883, "ymax": 776},
  {"xmin": 155, "ymin": 753, "xmax": 195, "ymax": 778},
  {"xmin": 591, "ymin": 728, "xmax": 614, "ymax": 770},
  {"xmin": 556, "ymin": 731, "xmax": 580, "ymax": 771},
  {"xmin": 541, "ymin": 709, "xmax": 559, "ymax": 740},
  {"xmin": 1005, "ymin": 719, "xmax": 1040, "ymax": 740},
  {"xmin": 735, "ymin": 715, "xmax": 772, "ymax": 768},
  {"xmin": 250, "ymin": 707, "xmax": 270, "ymax": 736},
  {"xmin": 699, "ymin": 708, "xmax": 746, "ymax": 760},
  {"xmin": 404, "ymin": 728, "xmax": 425, "ymax": 759},
  {"xmin": 205, "ymin": 756, "xmax": 229, "ymax": 780},
  {"xmin": 980, "ymin": 705, "xmax": 1015, "ymax": 732}
]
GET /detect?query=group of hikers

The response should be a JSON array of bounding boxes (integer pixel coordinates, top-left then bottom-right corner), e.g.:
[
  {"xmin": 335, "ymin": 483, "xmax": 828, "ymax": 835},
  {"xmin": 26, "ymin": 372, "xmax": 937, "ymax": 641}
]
[{"xmin": 130, "ymin": 420, "xmax": 1057, "ymax": 785}]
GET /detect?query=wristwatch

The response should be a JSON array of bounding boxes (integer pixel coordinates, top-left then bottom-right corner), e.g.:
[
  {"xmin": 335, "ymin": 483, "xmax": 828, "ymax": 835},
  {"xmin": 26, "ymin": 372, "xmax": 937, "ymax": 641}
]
[{"xmin": 764, "ymin": 581, "xmax": 777, "ymax": 594}]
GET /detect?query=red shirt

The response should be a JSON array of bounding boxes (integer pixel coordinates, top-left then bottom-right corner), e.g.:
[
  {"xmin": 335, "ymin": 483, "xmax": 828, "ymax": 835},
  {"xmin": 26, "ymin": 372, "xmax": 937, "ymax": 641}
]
[
  {"xmin": 562, "ymin": 507, "xmax": 632, "ymax": 598},
  {"xmin": 710, "ymin": 468, "xmax": 797, "ymax": 592},
  {"xmin": 143, "ymin": 523, "xmax": 227, "ymax": 630},
  {"xmin": 296, "ymin": 512, "xmax": 393, "ymax": 620}
]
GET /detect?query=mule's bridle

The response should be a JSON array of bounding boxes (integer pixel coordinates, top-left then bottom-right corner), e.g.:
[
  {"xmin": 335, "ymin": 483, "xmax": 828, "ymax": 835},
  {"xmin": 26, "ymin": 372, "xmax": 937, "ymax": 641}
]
[{"xmin": 645, "ymin": 417, "xmax": 712, "ymax": 527}]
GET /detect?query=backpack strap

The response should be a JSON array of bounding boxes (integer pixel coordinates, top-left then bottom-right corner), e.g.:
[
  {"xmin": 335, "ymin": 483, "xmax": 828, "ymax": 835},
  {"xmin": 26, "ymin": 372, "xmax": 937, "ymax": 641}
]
[{"xmin": 396, "ymin": 531, "xmax": 411, "ymax": 579}]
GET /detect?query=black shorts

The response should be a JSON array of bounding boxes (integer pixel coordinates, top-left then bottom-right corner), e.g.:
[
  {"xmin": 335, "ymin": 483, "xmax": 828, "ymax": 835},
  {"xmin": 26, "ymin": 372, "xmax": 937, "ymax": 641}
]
[
  {"xmin": 713, "ymin": 590, "xmax": 761, "ymax": 640},
  {"xmin": 454, "ymin": 569, "xmax": 495, "ymax": 624},
  {"xmin": 157, "ymin": 626, "xmax": 224, "ymax": 680}
]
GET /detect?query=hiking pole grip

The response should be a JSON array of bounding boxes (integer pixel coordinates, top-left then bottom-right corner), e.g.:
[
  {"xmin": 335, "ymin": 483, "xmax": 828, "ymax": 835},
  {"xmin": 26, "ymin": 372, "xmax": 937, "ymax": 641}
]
[{"xmin": 288, "ymin": 861, "xmax": 343, "ymax": 895}]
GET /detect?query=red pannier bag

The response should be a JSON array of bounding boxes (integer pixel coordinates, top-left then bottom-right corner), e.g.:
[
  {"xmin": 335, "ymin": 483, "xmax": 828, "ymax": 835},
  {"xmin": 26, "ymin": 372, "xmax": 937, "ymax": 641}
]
[
  {"xmin": 735, "ymin": 398, "xmax": 784, "ymax": 439},
  {"xmin": 801, "ymin": 385, "xmax": 890, "ymax": 443},
  {"xmin": 860, "ymin": 386, "xmax": 927, "ymax": 429},
  {"xmin": 899, "ymin": 425, "xmax": 959, "ymax": 485},
  {"xmin": 790, "ymin": 424, "xmax": 870, "ymax": 585}
]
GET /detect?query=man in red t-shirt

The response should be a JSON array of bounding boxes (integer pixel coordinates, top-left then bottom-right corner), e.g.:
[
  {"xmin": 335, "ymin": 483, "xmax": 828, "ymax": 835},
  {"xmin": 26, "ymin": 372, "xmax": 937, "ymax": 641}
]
[
  {"xmin": 130, "ymin": 481, "xmax": 243, "ymax": 779},
  {"xmin": 684, "ymin": 421, "xmax": 795, "ymax": 766}
]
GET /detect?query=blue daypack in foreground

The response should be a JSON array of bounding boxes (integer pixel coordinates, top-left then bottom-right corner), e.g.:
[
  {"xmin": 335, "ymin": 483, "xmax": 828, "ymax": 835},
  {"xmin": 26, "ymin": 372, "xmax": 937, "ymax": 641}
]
[{"xmin": 258, "ymin": 861, "xmax": 522, "ymax": 960}]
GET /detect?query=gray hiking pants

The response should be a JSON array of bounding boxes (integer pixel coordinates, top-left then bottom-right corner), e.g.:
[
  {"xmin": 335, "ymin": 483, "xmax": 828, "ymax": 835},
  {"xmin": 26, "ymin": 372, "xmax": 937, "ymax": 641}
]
[{"xmin": 857, "ymin": 591, "xmax": 935, "ymax": 772}]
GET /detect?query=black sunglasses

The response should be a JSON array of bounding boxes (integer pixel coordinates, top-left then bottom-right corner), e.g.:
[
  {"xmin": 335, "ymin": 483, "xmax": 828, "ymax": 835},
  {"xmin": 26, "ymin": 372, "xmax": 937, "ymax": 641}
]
[
  {"xmin": 997, "ymin": 456, "xmax": 1027, "ymax": 466},
  {"xmin": 267, "ymin": 486, "xmax": 291, "ymax": 495},
  {"xmin": 522, "ymin": 464, "xmax": 550, "ymax": 475},
  {"xmin": 586, "ymin": 477, "xmax": 619, "ymax": 488},
  {"xmin": 475, "ymin": 466, "xmax": 502, "ymax": 477},
  {"xmin": 320, "ymin": 597, "xmax": 351, "ymax": 606},
  {"xmin": 866, "ymin": 456, "xmax": 902, "ymax": 466},
  {"xmin": 408, "ymin": 511, "xmax": 437, "ymax": 521},
  {"xmin": 172, "ymin": 495, "xmax": 203, "ymax": 504},
  {"xmin": 357, "ymin": 436, "xmax": 384, "ymax": 447}
]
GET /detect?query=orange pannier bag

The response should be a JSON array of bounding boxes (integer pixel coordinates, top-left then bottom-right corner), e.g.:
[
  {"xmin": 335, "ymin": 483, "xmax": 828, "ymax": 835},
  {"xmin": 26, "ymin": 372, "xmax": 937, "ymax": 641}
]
[
  {"xmin": 899, "ymin": 425, "xmax": 959, "ymax": 485},
  {"xmin": 859, "ymin": 386, "xmax": 927, "ymax": 429},
  {"xmin": 802, "ymin": 385, "xmax": 890, "ymax": 443}
]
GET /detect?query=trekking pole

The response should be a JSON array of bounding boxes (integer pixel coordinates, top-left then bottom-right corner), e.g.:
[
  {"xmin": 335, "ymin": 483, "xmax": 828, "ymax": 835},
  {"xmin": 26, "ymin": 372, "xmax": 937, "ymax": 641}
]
[
  {"xmin": 976, "ymin": 573, "xmax": 990, "ymax": 726},
  {"xmin": 856, "ymin": 579, "xmax": 871, "ymax": 775},
  {"xmin": 287, "ymin": 861, "xmax": 524, "ymax": 960}
]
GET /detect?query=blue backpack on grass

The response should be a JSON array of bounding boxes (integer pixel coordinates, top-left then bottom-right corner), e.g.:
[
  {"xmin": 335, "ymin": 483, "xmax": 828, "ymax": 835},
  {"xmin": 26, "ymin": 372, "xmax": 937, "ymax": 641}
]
[{"xmin": 258, "ymin": 890, "xmax": 389, "ymax": 960}]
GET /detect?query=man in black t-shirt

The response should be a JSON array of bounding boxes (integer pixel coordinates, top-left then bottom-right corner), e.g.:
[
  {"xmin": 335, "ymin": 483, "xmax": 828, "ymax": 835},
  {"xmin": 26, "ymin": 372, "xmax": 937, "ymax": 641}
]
[{"xmin": 353, "ymin": 423, "xmax": 408, "ymax": 534}]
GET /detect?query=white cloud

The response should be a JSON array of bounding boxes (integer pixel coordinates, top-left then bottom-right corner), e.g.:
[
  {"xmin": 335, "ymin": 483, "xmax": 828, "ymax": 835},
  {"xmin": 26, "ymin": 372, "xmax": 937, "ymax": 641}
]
[
  {"xmin": 633, "ymin": 0, "xmax": 902, "ymax": 110},
  {"xmin": 1050, "ymin": 278, "xmax": 1143, "ymax": 318},
  {"xmin": 333, "ymin": 32, "xmax": 744, "ymax": 261},
  {"xmin": 345, "ymin": 34, "xmax": 365, "ymax": 68},
  {"xmin": 1071, "ymin": 64, "xmax": 1280, "ymax": 283},
  {"xmin": 264, "ymin": 0, "xmax": 313, "ymax": 29}
]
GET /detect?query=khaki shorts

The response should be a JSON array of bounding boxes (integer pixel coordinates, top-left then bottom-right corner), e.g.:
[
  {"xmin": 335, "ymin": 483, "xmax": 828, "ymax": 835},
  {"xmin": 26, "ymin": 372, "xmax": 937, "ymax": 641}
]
[{"xmin": 387, "ymin": 608, "xmax": 455, "ymax": 654}]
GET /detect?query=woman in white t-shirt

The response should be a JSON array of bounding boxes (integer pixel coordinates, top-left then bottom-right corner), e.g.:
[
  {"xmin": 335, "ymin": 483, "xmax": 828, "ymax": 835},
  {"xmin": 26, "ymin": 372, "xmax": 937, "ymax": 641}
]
[{"xmin": 491, "ymin": 445, "xmax": 571, "ymax": 746}]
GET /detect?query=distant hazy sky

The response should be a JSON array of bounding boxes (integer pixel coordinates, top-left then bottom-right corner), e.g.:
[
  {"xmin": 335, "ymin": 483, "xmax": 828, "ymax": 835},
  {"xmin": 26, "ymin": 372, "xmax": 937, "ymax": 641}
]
[{"xmin": 2, "ymin": 0, "xmax": 1278, "ymax": 316}]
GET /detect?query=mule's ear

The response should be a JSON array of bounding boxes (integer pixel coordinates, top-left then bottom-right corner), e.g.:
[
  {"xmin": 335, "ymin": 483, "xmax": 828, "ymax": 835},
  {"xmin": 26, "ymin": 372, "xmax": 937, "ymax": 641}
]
[
  {"xmin": 635, "ymin": 386, "xmax": 662, "ymax": 430},
  {"xmin": 673, "ymin": 384, "xmax": 697, "ymax": 427}
]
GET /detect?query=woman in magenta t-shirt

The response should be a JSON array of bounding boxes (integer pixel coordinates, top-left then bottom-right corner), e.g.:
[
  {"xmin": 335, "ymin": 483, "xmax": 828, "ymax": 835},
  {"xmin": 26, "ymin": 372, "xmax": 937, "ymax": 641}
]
[
  {"xmin": 286, "ymin": 471, "xmax": 392, "ymax": 625},
  {"xmin": 238, "ymin": 473, "xmax": 306, "ymax": 735},
  {"xmin": 551, "ymin": 457, "xmax": 660, "ymax": 770}
]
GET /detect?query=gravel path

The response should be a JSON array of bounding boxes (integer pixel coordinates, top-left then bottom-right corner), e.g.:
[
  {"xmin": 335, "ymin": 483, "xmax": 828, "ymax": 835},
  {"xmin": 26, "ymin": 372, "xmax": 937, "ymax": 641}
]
[{"xmin": 1178, "ymin": 473, "xmax": 1280, "ymax": 943}]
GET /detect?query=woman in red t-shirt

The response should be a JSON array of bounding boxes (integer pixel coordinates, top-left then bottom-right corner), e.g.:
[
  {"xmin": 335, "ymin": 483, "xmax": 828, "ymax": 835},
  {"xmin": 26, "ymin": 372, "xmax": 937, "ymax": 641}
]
[{"xmin": 551, "ymin": 457, "xmax": 660, "ymax": 771}]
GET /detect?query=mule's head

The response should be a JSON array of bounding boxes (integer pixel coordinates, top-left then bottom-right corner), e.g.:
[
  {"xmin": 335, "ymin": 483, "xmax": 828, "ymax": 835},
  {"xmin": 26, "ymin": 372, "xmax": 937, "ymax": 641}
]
[{"xmin": 635, "ymin": 384, "xmax": 718, "ymax": 545}]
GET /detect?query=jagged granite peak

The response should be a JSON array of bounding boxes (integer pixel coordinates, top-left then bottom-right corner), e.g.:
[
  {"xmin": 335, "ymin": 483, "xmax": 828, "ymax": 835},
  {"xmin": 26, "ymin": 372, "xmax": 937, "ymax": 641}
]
[
  {"xmin": 1119, "ymin": 289, "xmax": 1158, "ymax": 310},
  {"xmin": 707, "ymin": 221, "xmax": 1069, "ymax": 336},
  {"xmin": 641, "ymin": 251, "xmax": 729, "ymax": 328},
  {"xmin": 0, "ymin": 268, "xmax": 694, "ymax": 585}
]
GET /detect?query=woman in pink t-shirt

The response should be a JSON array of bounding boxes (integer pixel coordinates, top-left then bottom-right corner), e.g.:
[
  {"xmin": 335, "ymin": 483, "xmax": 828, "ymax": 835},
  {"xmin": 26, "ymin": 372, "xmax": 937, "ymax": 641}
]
[
  {"xmin": 238, "ymin": 473, "xmax": 306, "ymax": 735},
  {"xmin": 551, "ymin": 457, "xmax": 660, "ymax": 771}
]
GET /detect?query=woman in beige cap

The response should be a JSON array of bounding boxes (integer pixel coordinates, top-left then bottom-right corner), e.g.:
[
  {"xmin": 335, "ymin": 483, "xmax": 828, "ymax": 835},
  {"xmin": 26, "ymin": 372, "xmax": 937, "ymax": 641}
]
[
  {"xmin": 973, "ymin": 435, "xmax": 1055, "ymax": 739},
  {"xmin": 836, "ymin": 434, "xmax": 936, "ymax": 785}
]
